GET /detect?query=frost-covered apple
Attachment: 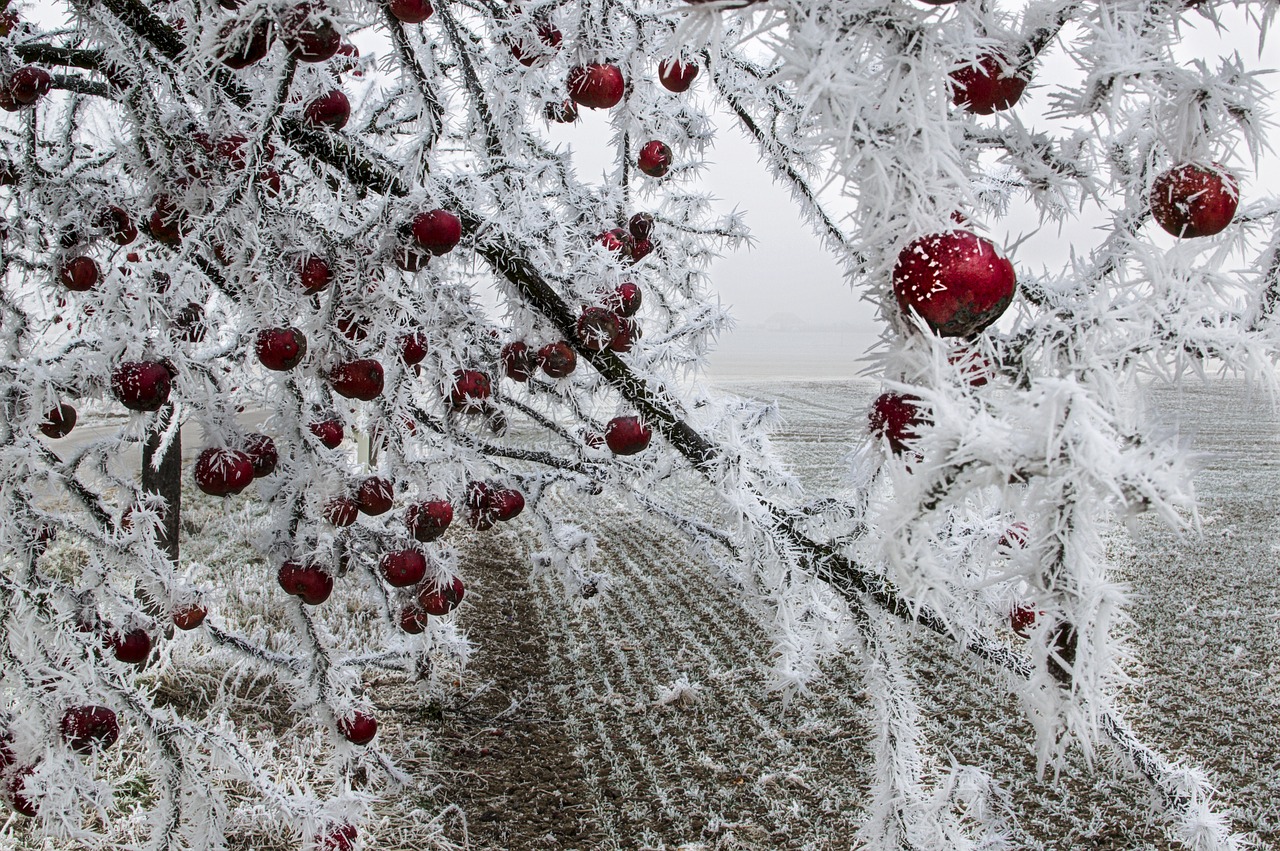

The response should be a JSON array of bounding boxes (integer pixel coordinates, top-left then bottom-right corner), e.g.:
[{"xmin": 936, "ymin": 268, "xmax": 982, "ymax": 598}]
[
  {"xmin": 323, "ymin": 496, "xmax": 359, "ymax": 527},
  {"xmin": 39, "ymin": 404, "xmax": 76, "ymax": 439},
  {"xmin": 411, "ymin": 209, "xmax": 462, "ymax": 255},
  {"xmin": 892, "ymin": 230, "xmax": 1016, "ymax": 337},
  {"xmin": 399, "ymin": 604, "xmax": 428, "ymax": 634},
  {"xmin": 400, "ymin": 331, "xmax": 428, "ymax": 365},
  {"xmin": 388, "ymin": 0, "xmax": 433, "ymax": 24},
  {"xmin": 567, "ymin": 63, "xmax": 625, "ymax": 109},
  {"xmin": 111, "ymin": 628, "xmax": 152, "ymax": 664},
  {"xmin": 609, "ymin": 317, "xmax": 639, "ymax": 353},
  {"xmin": 406, "ymin": 499, "xmax": 453, "ymax": 542},
  {"xmin": 418, "ymin": 576, "xmax": 465, "ymax": 615},
  {"xmin": 605, "ymin": 282, "xmax": 642, "ymax": 317},
  {"xmin": 448, "ymin": 369, "xmax": 491, "ymax": 411},
  {"xmin": 511, "ymin": 22, "xmax": 562, "ymax": 66},
  {"xmin": 544, "ymin": 98, "xmax": 578, "ymax": 123},
  {"xmin": 279, "ymin": 2, "xmax": 341, "ymax": 63},
  {"xmin": 255, "ymin": 327, "xmax": 307, "ymax": 371},
  {"xmin": 628, "ymin": 213, "xmax": 654, "ymax": 241},
  {"xmin": 950, "ymin": 53, "xmax": 1029, "ymax": 115},
  {"xmin": 356, "ymin": 476, "xmax": 394, "ymax": 515},
  {"xmin": 194, "ymin": 448, "xmax": 255, "ymax": 496},
  {"xmin": 659, "ymin": 58, "xmax": 699, "ymax": 92},
  {"xmin": 172, "ymin": 603, "xmax": 207, "ymax": 630},
  {"xmin": 310, "ymin": 417, "xmax": 344, "ymax": 448},
  {"xmin": 338, "ymin": 712, "xmax": 377, "ymax": 746},
  {"xmin": 329, "ymin": 359, "xmax": 384, "ymax": 400},
  {"xmin": 1010, "ymin": 604, "xmax": 1040, "ymax": 638},
  {"xmin": 303, "ymin": 89, "xmax": 350, "ymax": 130},
  {"xmin": 577, "ymin": 307, "xmax": 620, "ymax": 352},
  {"xmin": 490, "ymin": 488, "xmax": 525, "ymax": 521},
  {"xmin": 60, "ymin": 705, "xmax": 119, "ymax": 754},
  {"xmin": 380, "ymin": 549, "xmax": 427, "ymax": 587},
  {"xmin": 146, "ymin": 194, "xmax": 186, "ymax": 245},
  {"xmin": 218, "ymin": 17, "xmax": 272, "ymax": 69},
  {"xmin": 6, "ymin": 66, "xmax": 51, "ymax": 106},
  {"xmin": 501, "ymin": 341, "xmax": 536, "ymax": 382},
  {"xmin": 97, "ymin": 206, "xmax": 137, "ymax": 245},
  {"xmin": 605, "ymin": 415, "xmax": 651, "ymax": 455},
  {"xmin": 243, "ymin": 433, "xmax": 278, "ymax": 477},
  {"xmin": 868, "ymin": 392, "xmax": 924, "ymax": 455},
  {"xmin": 637, "ymin": 141, "xmax": 673, "ymax": 177},
  {"xmin": 278, "ymin": 561, "xmax": 333, "ymax": 605},
  {"xmin": 298, "ymin": 255, "xmax": 332, "ymax": 293},
  {"xmin": 58, "ymin": 256, "xmax": 99, "ymax": 292},
  {"xmin": 110, "ymin": 361, "xmax": 173, "ymax": 412},
  {"xmin": 539, "ymin": 341, "xmax": 576, "ymax": 378},
  {"xmin": 1150, "ymin": 163, "xmax": 1238, "ymax": 238}
]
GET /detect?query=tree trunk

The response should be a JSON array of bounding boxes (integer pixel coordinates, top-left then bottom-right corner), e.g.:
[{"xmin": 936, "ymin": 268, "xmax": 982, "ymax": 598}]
[{"xmin": 142, "ymin": 403, "xmax": 181, "ymax": 566}]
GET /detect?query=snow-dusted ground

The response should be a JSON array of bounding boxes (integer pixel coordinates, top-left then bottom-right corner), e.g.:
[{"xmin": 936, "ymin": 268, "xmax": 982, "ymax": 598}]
[{"xmin": 8, "ymin": 377, "xmax": 1278, "ymax": 849}]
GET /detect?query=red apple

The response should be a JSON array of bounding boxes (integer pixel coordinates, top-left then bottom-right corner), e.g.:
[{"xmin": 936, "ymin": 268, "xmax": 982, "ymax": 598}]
[
  {"xmin": 868, "ymin": 392, "xmax": 924, "ymax": 455},
  {"xmin": 605, "ymin": 282, "xmax": 642, "ymax": 317},
  {"xmin": 628, "ymin": 213, "xmax": 654, "ymax": 241},
  {"xmin": 280, "ymin": 2, "xmax": 341, "ymax": 63},
  {"xmin": 194, "ymin": 447, "xmax": 255, "ymax": 496},
  {"xmin": 171, "ymin": 303, "xmax": 207, "ymax": 343},
  {"xmin": 448, "ymin": 369, "xmax": 491, "ymax": 411},
  {"xmin": 111, "ymin": 361, "xmax": 173, "ymax": 411},
  {"xmin": 146, "ymin": 194, "xmax": 186, "ymax": 245},
  {"xmin": 7, "ymin": 66, "xmax": 51, "ymax": 105},
  {"xmin": 405, "ymin": 499, "xmax": 453, "ymax": 542},
  {"xmin": 322, "ymin": 825, "xmax": 359, "ymax": 851},
  {"xmin": 60, "ymin": 705, "xmax": 119, "ymax": 753},
  {"xmin": 658, "ymin": 58, "xmax": 699, "ymax": 93},
  {"xmin": 255, "ymin": 327, "xmax": 307, "ymax": 371},
  {"xmin": 388, "ymin": 0, "xmax": 434, "ymax": 24},
  {"xmin": 97, "ymin": 206, "xmax": 138, "ymax": 245},
  {"xmin": 338, "ymin": 712, "xmax": 377, "ymax": 745},
  {"xmin": 637, "ymin": 141, "xmax": 672, "ymax": 177},
  {"xmin": 330, "ymin": 359, "xmax": 384, "ymax": 400},
  {"xmin": 243, "ymin": 433, "xmax": 278, "ymax": 477},
  {"xmin": 629, "ymin": 238, "xmax": 654, "ymax": 263},
  {"xmin": 7, "ymin": 764, "xmax": 38, "ymax": 817},
  {"xmin": 1010, "ymin": 603, "xmax": 1039, "ymax": 638},
  {"xmin": 576, "ymin": 307, "xmax": 620, "ymax": 352},
  {"xmin": 380, "ymin": 549, "xmax": 427, "ymax": 587},
  {"xmin": 999, "ymin": 521, "xmax": 1030, "ymax": 550},
  {"xmin": 59, "ymin": 256, "xmax": 99, "ymax": 292},
  {"xmin": 39, "ymin": 404, "xmax": 77, "ymax": 439},
  {"xmin": 567, "ymin": 63, "xmax": 625, "ymax": 109},
  {"xmin": 411, "ymin": 209, "xmax": 462, "ymax": 255},
  {"xmin": 511, "ymin": 22, "xmax": 562, "ymax": 66},
  {"xmin": 538, "ymin": 341, "xmax": 576, "ymax": 378},
  {"xmin": 334, "ymin": 42, "xmax": 361, "ymax": 76},
  {"xmin": 356, "ymin": 476, "xmax": 393, "ymax": 515},
  {"xmin": 950, "ymin": 53, "xmax": 1029, "ymax": 115},
  {"xmin": 609, "ymin": 317, "xmax": 640, "ymax": 353},
  {"xmin": 324, "ymin": 496, "xmax": 359, "ymax": 526},
  {"xmin": 111, "ymin": 628, "xmax": 152, "ymax": 664},
  {"xmin": 418, "ymin": 575, "xmax": 465, "ymax": 615},
  {"xmin": 596, "ymin": 228, "xmax": 633, "ymax": 258},
  {"xmin": 298, "ymin": 255, "xmax": 332, "ymax": 293},
  {"xmin": 303, "ymin": 89, "xmax": 350, "ymax": 130},
  {"xmin": 400, "ymin": 331, "xmax": 428, "ymax": 365},
  {"xmin": 892, "ymin": 230, "xmax": 1016, "ymax": 337},
  {"xmin": 0, "ymin": 11, "xmax": 18, "ymax": 38},
  {"xmin": 219, "ymin": 18, "xmax": 273, "ymax": 69},
  {"xmin": 605, "ymin": 415, "xmax": 651, "ymax": 455},
  {"xmin": 490, "ymin": 489, "xmax": 524, "ymax": 521},
  {"xmin": 399, "ymin": 604, "xmax": 428, "ymax": 634},
  {"xmin": 544, "ymin": 99, "xmax": 578, "ymax": 123},
  {"xmin": 278, "ymin": 561, "xmax": 333, "ymax": 604},
  {"xmin": 172, "ymin": 603, "xmax": 207, "ymax": 630},
  {"xmin": 310, "ymin": 418, "xmax": 344, "ymax": 448},
  {"xmin": 501, "ymin": 341, "xmax": 536, "ymax": 382},
  {"xmin": 335, "ymin": 311, "xmax": 368, "ymax": 342},
  {"xmin": 258, "ymin": 166, "xmax": 282, "ymax": 196},
  {"xmin": 1150, "ymin": 163, "xmax": 1239, "ymax": 238}
]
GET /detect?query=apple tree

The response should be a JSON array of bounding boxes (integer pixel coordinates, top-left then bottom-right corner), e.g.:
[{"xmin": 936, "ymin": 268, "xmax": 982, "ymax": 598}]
[{"xmin": 0, "ymin": 0, "xmax": 1274, "ymax": 848}]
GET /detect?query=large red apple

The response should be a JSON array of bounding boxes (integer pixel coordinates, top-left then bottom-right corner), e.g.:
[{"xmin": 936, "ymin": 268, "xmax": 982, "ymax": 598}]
[
  {"xmin": 219, "ymin": 18, "xmax": 273, "ymax": 69},
  {"xmin": 60, "ymin": 706, "xmax": 119, "ymax": 753},
  {"xmin": 338, "ymin": 712, "xmax": 377, "ymax": 746},
  {"xmin": 330, "ymin": 359, "xmax": 384, "ymax": 400},
  {"xmin": 255, "ymin": 327, "xmax": 307, "ymax": 370},
  {"xmin": 950, "ymin": 53, "xmax": 1029, "ymax": 115},
  {"xmin": 194, "ymin": 447, "xmax": 255, "ymax": 496},
  {"xmin": 501, "ymin": 341, "xmax": 536, "ymax": 382},
  {"xmin": 310, "ymin": 417, "xmax": 344, "ymax": 448},
  {"xmin": 448, "ymin": 369, "xmax": 491, "ymax": 411},
  {"xmin": 59, "ymin": 256, "xmax": 99, "ymax": 292},
  {"xmin": 111, "ymin": 361, "xmax": 173, "ymax": 412},
  {"xmin": 511, "ymin": 23, "xmax": 562, "ymax": 66},
  {"xmin": 1150, "ymin": 163, "xmax": 1238, "ymax": 238},
  {"xmin": 544, "ymin": 99, "xmax": 578, "ymax": 123},
  {"xmin": 278, "ymin": 561, "xmax": 333, "ymax": 605},
  {"xmin": 298, "ymin": 255, "xmax": 332, "ymax": 293},
  {"xmin": 380, "ymin": 549, "xmax": 427, "ymax": 587},
  {"xmin": 7, "ymin": 66, "xmax": 51, "ymax": 105},
  {"xmin": 39, "ymin": 404, "xmax": 77, "ymax": 439},
  {"xmin": 303, "ymin": 89, "xmax": 350, "ymax": 130},
  {"xmin": 628, "ymin": 213, "xmax": 654, "ymax": 241},
  {"xmin": 7, "ymin": 764, "xmax": 38, "ymax": 817},
  {"xmin": 637, "ymin": 141, "xmax": 673, "ymax": 177},
  {"xmin": 411, "ymin": 209, "xmax": 462, "ymax": 255},
  {"xmin": 538, "ymin": 341, "xmax": 576, "ymax": 378},
  {"xmin": 400, "ymin": 331, "xmax": 428, "ymax": 365},
  {"xmin": 279, "ymin": 2, "xmax": 341, "ymax": 63},
  {"xmin": 868, "ymin": 392, "xmax": 924, "ymax": 455},
  {"xmin": 576, "ymin": 307, "xmax": 620, "ymax": 352},
  {"xmin": 399, "ymin": 604, "xmax": 428, "ymax": 634},
  {"xmin": 605, "ymin": 282, "xmax": 642, "ymax": 317},
  {"xmin": 608, "ymin": 317, "xmax": 639, "ymax": 353},
  {"xmin": 388, "ymin": 0, "xmax": 434, "ymax": 24},
  {"xmin": 406, "ymin": 499, "xmax": 453, "ymax": 542},
  {"xmin": 567, "ymin": 63, "xmax": 625, "ymax": 109},
  {"xmin": 323, "ymin": 496, "xmax": 359, "ymax": 526},
  {"xmin": 111, "ymin": 628, "xmax": 152, "ymax": 664},
  {"xmin": 418, "ymin": 575, "xmax": 465, "ymax": 615},
  {"xmin": 243, "ymin": 433, "xmax": 278, "ymax": 477},
  {"xmin": 490, "ymin": 488, "xmax": 524, "ymax": 521},
  {"xmin": 605, "ymin": 415, "xmax": 651, "ymax": 455},
  {"xmin": 146, "ymin": 194, "xmax": 187, "ymax": 245},
  {"xmin": 1010, "ymin": 603, "xmax": 1040, "ymax": 638},
  {"xmin": 892, "ymin": 230, "xmax": 1016, "ymax": 337},
  {"xmin": 659, "ymin": 58, "xmax": 699, "ymax": 93},
  {"xmin": 172, "ymin": 603, "xmax": 207, "ymax": 630},
  {"xmin": 356, "ymin": 476, "xmax": 394, "ymax": 515},
  {"xmin": 98, "ymin": 206, "xmax": 138, "ymax": 245}
]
